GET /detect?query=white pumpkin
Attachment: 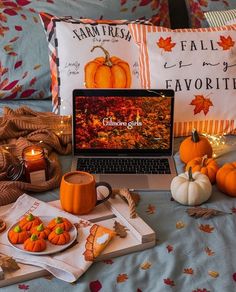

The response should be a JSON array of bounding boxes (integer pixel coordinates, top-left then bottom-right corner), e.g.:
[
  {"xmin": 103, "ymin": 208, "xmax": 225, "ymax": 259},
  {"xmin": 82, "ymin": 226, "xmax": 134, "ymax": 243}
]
[{"xmin": 170, "ymin": 167, "xmax": 212, "ymax": 206}]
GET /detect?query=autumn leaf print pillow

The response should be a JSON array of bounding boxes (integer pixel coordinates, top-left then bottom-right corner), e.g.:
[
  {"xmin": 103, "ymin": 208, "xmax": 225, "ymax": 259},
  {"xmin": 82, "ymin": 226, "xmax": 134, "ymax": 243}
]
[{"xmin": 128, "ymin": 24, "xmax": 236, "ymax": 137}]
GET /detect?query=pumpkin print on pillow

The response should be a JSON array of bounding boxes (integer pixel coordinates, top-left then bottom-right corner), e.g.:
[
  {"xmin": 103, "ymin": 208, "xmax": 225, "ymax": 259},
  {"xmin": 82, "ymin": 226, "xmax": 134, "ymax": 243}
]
[{"xmin": 129, "ymin": 23, "xmax": 236, "ymax": 137}]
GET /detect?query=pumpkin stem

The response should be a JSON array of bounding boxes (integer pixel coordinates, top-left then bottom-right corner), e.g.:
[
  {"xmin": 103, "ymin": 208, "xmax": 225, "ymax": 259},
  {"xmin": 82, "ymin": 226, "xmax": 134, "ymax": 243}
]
[
  {"xmin": 55, "ymin": 217, "xmax": 63, "ymax": 224},
  {"xmin": 201, "ymin": 155, "xmax": 208, "ymax": 167},
  {"xmin": 91, "ymin": 46, "xmax": 113, "ymax": 67},
  {"xmin": 31, "ymin": 234, "xmax": 38, "ymax": 241},
  {"xmin": 14, "ymin": 225, "xmax": 22, "ymax": 233},
  {"xmin": 27, "ymin": 213, "xmax": 34, "ymax": 221},
  {"xmin": 36, "ymin": 223, "xmax": 44, "ymax": 232},
  {"xmin": 191, "ymin": 129, "xmax": 200, "ymax": 143},
  {"xmin": 188, "ymin": 167, "xmax": 195, "ymax": 182},
  {"xmin": 55, "ymin": 227, "xmax": 64, "ymax": 235}
]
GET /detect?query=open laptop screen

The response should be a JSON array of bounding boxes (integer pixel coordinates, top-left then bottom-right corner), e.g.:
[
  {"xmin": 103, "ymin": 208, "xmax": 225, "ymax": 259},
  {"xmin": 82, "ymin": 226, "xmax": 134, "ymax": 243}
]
[{"xmin": 73, "ymin": 89, "xmax": 174, "ymax": 156}]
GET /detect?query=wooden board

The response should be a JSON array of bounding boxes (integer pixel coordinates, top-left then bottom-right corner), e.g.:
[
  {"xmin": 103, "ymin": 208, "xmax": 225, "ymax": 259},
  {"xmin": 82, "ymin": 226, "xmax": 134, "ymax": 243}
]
[{"xmin": 0, "ymin": 195, "xmax": 156, "ymax": 287}]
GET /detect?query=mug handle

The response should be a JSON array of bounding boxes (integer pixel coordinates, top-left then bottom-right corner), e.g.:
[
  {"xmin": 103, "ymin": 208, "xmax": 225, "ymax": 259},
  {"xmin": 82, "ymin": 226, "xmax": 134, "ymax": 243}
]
[{"xmin": 95, "ymin": 182, "xmax": 112, "ymax": 206}]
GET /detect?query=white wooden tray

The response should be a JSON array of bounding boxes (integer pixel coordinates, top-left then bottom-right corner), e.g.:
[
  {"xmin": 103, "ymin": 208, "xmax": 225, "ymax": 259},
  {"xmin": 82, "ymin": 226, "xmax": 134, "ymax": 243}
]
[{"xmin": 0, "ymin": 194, "xmax": 156, "ymax": 287}]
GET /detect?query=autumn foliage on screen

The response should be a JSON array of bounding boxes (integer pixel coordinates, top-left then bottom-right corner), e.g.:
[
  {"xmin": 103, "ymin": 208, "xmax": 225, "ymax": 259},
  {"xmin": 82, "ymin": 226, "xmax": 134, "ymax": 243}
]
[{"xmin": 74, "ymin": 96, "xmax": 171, "ymax": 149}]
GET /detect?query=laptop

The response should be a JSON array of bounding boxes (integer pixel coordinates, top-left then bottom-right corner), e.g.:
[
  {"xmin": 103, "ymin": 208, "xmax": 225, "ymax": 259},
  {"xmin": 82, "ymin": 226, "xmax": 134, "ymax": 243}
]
[{"xmin": 71, "ymin": 89, "xmax": 177, "ymax": 190}]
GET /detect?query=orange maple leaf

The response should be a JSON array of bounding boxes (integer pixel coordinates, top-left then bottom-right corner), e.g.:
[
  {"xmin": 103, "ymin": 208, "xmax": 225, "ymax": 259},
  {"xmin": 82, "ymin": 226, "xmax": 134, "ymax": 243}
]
[
  {"xmin": 198, "ymin": 224, "xmax": 215, "ymax": 233},
  {"xmin": 217, "ymin": 35, "xmax": 235, "ymax": 50},
  {"xmin": 117, "ymin": 273, "xmax": 128, "ymax": 283},
  {"xmin": 183, "ymin": 268, "xmax": 194, "ymax": 275},
  {"xmin": 157, "ymin": 37, "xmax": 176, "ymax": 52},
  {"xmin": 205, "ymin": 247, "xmax": 215, "ymax": 256},
  {"xmin": 146, "ymin": 204, "xmax": 156, "ymax": 214},
  {"xmin": 190, "ymin": 95, "xmax": 213, "ymax": 115}
]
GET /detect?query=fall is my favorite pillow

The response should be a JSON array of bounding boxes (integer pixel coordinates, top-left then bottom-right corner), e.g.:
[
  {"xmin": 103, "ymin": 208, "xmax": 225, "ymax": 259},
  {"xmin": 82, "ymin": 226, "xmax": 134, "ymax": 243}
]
[{"xmin": 129, "ymin": 24, "xmax": 236, "ymax": 137}]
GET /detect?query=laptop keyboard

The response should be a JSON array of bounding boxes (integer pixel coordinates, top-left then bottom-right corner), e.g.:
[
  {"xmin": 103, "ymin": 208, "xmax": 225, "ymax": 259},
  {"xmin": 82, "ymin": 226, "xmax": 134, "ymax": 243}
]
[{"xmin": 77, "ymin": 158, "xmax": 171, "ymax": 174}]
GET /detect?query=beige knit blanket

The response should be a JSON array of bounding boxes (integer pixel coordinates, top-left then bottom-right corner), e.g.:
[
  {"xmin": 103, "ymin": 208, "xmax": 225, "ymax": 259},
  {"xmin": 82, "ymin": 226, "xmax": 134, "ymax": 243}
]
[{"xmin": 0, "ymin": 106, "xmax": 72, "ymax": 206}]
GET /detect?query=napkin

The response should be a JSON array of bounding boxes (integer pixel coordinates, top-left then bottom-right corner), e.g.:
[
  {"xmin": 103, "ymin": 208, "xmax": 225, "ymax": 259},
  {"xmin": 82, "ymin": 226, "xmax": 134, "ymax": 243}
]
[{"xmin": 0, "ymin": 194, "xmax": 115, "ymax": 282}]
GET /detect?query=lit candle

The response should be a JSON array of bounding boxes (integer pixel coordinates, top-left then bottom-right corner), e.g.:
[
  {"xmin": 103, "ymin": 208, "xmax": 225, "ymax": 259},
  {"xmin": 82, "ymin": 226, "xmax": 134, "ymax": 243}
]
[{"xmin": 22, "ymin": 145, "xmax": 48, "ymax": 184}]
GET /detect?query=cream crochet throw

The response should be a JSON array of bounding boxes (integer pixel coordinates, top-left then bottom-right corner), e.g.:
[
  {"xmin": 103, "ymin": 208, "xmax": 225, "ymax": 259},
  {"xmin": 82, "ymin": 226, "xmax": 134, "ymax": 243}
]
[{"xmin": 0, "ymin": 106, "xmax": 72, "ymax": 206}]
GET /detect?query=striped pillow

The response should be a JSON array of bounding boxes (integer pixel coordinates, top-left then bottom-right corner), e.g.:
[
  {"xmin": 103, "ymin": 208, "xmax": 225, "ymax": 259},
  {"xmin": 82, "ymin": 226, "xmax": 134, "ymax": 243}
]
[
  {"xmin": 128, "ymin": 23, "xmax": 236, "ymax": 137},
  {"xmin": 205, "ymin": 9, "xmax": 236, "ymax": 27}
]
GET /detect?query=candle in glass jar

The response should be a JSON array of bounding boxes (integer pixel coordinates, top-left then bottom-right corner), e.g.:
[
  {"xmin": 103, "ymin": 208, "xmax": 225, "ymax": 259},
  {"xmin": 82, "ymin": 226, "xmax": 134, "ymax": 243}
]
[{"xmin": 22, "ymin": 145, "xmax": 48, "ymax": 184}]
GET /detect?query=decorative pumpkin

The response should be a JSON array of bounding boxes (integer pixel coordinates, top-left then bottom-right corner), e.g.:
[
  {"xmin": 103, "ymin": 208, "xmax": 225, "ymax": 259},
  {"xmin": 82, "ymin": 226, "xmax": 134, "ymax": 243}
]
[
  {"xmin": 24, "ymin": 234, "xmax": 47, "ymax": 252},
  {"xmin": 186, "ymin": 155, "xmax": 219, "ymax": 184},
  {"xmin": 84, "ymin": 45, "xmax": 131, "ymax": 88},
  {"xmin": 30, "ymin": 223, "xmax": 51, "ymax": 239},
  {"xmin": 19, "ymin": 213, "xmax": 42, "ymax": 231},
  {"xmin": 47, "ymin": 217, "xmax": 73, "ymax": 231},
  {"xmin": 8, "ymin": 225, "xmax": 29, "ymax": 244},
  {"xmin": 170, "ymin": 167, "xmax": 212, "ymax": 206},
  {"xmin": 216, "ymin": 162, "xmax": 236, "ymax": 197},
  {"xmin": 179, "ymin": 129, "xmax": 213, "ymax": 164},
  {"xmin": 48, "ymin": 227, "xmax": 70, "ymax": 245}
]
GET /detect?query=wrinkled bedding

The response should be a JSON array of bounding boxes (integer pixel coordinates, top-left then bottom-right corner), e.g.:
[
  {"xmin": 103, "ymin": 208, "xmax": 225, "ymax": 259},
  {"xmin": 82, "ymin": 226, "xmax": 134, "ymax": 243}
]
[{"xmin": 0, "ymin": 100, "xmax": 236, "ymax": 292}]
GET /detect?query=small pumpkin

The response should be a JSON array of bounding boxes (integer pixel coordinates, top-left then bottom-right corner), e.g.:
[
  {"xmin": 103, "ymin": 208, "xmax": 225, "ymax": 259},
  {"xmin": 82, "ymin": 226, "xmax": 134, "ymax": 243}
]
[
  {"xmin": 84, "ymin": 45, "xmax": 131, "ymax": 88},
  {"xmin": 30, "ymin": 223, "xmax": 51, "ymax": 239},
  {"xmin": 186, "ymin": 155, "xmax": 219, "ymax": 184},
  {"xmin": 24, "ymin": 234, "xmax": 47, "ymax": 252},
  {"xmin": 170, "ymin": 167, "xmax": 212, "ymax": 205},
  {"xmin": 216, "ymin": 162, "xmax": 236, "ymax": 197},
  {"xmin": 48, "ymin": 227, "xmax": 70, "ymax": 245},
  {"xmin": 8, "ymin": 225, "xmax": 29, "ymax": 244},
  {"xmin": 179, "ymin": 129, "xmax": 213, "ymax": 164},
  {"xmin": 47, "ymin": 217, "xmax": 73, "ymax": 231},
  {"xmin": 19, "ymin": 213, "xmax": 42, "ymax": 231}
]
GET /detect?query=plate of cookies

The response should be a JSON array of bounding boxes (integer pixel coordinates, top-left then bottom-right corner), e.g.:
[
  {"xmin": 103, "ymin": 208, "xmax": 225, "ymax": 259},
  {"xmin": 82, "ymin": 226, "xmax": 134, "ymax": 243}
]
[{"xmin": 7, "ymin": 213, "xmax": 77, "ymax": 255}]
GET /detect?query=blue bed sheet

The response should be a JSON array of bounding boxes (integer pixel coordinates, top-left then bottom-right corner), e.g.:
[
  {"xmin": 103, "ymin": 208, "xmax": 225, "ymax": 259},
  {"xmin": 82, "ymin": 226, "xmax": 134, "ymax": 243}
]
[{"xmin": 1, "ymin": 100, "xmax": 236, "ymax": 292}]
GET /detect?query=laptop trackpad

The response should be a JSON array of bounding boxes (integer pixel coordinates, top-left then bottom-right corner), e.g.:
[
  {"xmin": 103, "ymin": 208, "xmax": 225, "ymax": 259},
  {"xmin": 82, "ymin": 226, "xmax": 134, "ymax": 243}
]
[{"xmin": 98, "ymin": 174, "xmax": 149, "ymax": 189}]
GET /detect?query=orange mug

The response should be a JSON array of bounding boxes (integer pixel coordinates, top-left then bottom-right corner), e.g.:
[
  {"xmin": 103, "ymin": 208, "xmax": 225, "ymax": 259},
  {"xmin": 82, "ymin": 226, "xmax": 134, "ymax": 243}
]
[{"xmin": 60, "ymin": 171, "xmax": 112, "ymax": 215}]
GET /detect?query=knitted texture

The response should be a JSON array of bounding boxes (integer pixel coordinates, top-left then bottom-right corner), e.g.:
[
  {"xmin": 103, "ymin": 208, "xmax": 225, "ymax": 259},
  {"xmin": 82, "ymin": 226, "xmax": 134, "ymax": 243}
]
[{"xmin": 0, "ymin": 106, "xmax": 72, "ymax": 206}]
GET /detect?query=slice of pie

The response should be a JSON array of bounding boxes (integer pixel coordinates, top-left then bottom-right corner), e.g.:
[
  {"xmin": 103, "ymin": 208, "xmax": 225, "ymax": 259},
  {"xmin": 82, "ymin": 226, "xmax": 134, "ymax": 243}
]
[{"xmin": 83, "ymin": 224, "xmax": 116, "ymax": 261}]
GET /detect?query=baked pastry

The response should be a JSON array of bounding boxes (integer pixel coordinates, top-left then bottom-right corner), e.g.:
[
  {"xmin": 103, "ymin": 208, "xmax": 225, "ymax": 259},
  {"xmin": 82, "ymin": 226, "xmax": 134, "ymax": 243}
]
[
  {"xmin": 8, "ymin": 225, "xmax": 29, "ymax": 244},
  {"xmin": 83, "ymin": 224, "xmax": 116, "ymax": 261},
  {"xmin": 24, "ymin": 234, "xmax": 47, "ymax": 252},
  {"xmin": 47, "ymin": 217, "xmax": 73, "ymax": 231},
  {"xmin": 48, "ymin": 227, "xmax": 70, "ymax": 245},
  {"xmin": 19, "ymin": 213, "xmax": 42, "ymax": 231},
  {"xmin": 30, "ymin": 223, "xmax": 51, "ymax": 239}
]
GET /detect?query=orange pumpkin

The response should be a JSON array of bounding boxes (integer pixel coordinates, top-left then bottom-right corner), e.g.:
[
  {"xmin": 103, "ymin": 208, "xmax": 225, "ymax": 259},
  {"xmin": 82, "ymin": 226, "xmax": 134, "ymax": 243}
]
[
  {"xmin": 84, "ymin": 45, "xmax": 131, "ymax": 88},
  {"xmin": 179, "ymin": 129, "xmax": 213, "ymax": 164},
  {"xmin": 47, "ymin": 217, "xmax": 73, "ymax": 231},
  {"xmin": 19, "ymin": 213, "xmax": 42, "ymax": 231},
  {"xmin": 216, "ymin": 162, "xmax": 236, "ymax": 197},
  {"xmin": 24, "ymin": 234, "xmax": 47, "ymax": 252},
  {"xmin": 30, "ymin": 223, "xmax": 51, "ymax": 239},
  {"xmin": 186, "ymin": 155, "xmax": 219, "ymax": 184},
  {"xmin": 8, "ymin": 225, "xmax": 29, "ymax": 244},
  {"xmin": 48, "ymin": 227, "xmax": 70, "ymax": 245}
]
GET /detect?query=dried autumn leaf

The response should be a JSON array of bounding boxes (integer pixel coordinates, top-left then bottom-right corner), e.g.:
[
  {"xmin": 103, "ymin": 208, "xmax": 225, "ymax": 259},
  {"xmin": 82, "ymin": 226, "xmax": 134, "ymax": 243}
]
[
  {"xmin": 140, "ymin": 261, "xmax": 152, "ymax": 270},
  {"xmin": 146, "ymin": 204, "xmax": 156, "ymax": 214},
  {"xmin": 208, "ymin": 270, "xmax": 219, "ymax": 278},
  {"xmin": 205, "ymin": 247, "xmax": 215, "ymax": 256},
  {"xmin": 183, "ymin": 268, "xmax": 194, "ymax": 275},
  {"xmin": 113, "ymin": 221, "xmax": 128, "ymax": 238},
  {"xmin": 198, "ymin": 224, "xmax": 215, "ymax": 233},
  {"xmin": 217, "ymin": 35, "xmax": 235, "ymax": 50},
  {"xmin": 117, "ymin": 273, "xmax": 128, "ymax": 283},
  {"xmin": 187, "ymin": 207, "xmax": 231, "ymax": 219},
  {"xmin": 166, "ymin": 244, "xmax": 173, "ymax": 253},
  {"xmin": 190, "ymin": 95, "xmax": 213, "ymax": 115},
  {"xmin": 0, "ymin": 255, "xmax": 20, "ymax": 271},
  {"xmin": 164, "ymin": 278, "xmax": 175, "ymax": 286},
  {"xmin": 157, "ymin": 37, "xmax": 176, "ymax": 52},
  {"xmin": 176, "ymin": 221, "xmax": 186, "ymax": 229}
]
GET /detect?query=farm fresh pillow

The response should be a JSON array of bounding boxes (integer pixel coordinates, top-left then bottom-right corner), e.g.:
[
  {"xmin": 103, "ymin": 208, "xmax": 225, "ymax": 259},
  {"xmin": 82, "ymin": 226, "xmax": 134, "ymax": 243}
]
[
  {"xmin": 129, "ymin": 24, "xmax": 236, "ymax": 137},
  {"xmin": 40, "ymin": 14, "xmax": 141, "ymax": 115}
]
